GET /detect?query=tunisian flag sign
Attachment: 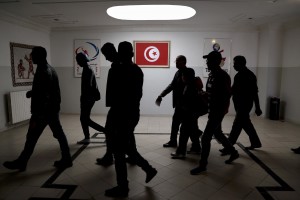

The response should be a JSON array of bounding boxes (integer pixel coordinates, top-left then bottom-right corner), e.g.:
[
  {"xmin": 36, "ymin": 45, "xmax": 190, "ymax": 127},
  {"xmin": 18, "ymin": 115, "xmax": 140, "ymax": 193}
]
[{"xmin": 134, "ymin": 41, "xmax": 170, "ymax": 67}]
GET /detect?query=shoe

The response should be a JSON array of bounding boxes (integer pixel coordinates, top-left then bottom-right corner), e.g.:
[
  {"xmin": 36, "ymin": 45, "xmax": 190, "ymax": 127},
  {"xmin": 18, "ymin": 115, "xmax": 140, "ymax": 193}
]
[
  {"xmin": 291, "ymin": 147, "xmax": 300, "ymax": 154},
  {"xmin": 190, "ymin": 166, "xmax": 206, "ymax": 175},
  {"xmin": 225, "ymin": 150, "xmax": 239, "ymax": 164},
  {"xmin": 171, "ymin": 152, "xmax": 186, "ymax": 159},
  {"xmin": 245, "ymin": 145, "xmax": 262, "ymax": 150},
  {"xmin": 219, "ymin": 148, "xmax": 231, "ymax": 156},
  {"xmin": 96, "ymin": 154, "xmax": 113, "ymax": 166},
  {"xmin": 126, "ymin": 156, "xmax": 137, "ymax": 165},
  {"xmin": 145, "ymin": 167, "xmax": 157, "ymax": 183},
  {"xmin": 163, "ymin": 141, "xmax": 177, "ymax": 148},
  {"xmin": 105, "ymin": 186, "xmax": 129, "ymax": 197},
  {"xmin": 187, "ymin": 148, "xmax": 201, "ymax": 154},
  {"xmin": 77, "ymin": 138, "xmax": 90, "ymax": 145},
  {"xmin": 54, "ymin": 159, "xmax": 73, "ymax": 169},
  {"xmin": 3, "ymin": 160, "xmax": 26, "ymax": 172}
]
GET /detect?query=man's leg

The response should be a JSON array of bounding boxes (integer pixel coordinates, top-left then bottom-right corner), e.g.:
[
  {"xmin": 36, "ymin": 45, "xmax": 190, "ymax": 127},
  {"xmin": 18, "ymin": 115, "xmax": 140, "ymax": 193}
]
[
  {"xmin": 3, "ymin": 115, "xmax": 47, "ymax": 171},
  {"xmin": 164, "ymin": 107, "xmax": 182, "ymax": 147},
  {"xmin": 105, "ymin": 115, "xmax": 129, "ymax": 198},
  {"xmin": 49, "ymin": 113, "xmax": 72, "ymax": 169},
  {"xmin": 86, "ymin": 100, "xmax": 106, "ymax": 133},
  {"xmin": 227, "ymin": 114, "xmax": 243, "ymax": 145},
  {"xmin": 190, "ymin": 115, "xmax": 219, "ymax": 174},
  {"xmin": 96, "ymin": 108, "xmax": 114, "ymax": 165},
  {"xmin": 79, "ymin": 100, "xmax": 93, "ymax": 142},
  {"xmin": 242, "ymin": 114, "xmax": 262, "ymax": 149}
]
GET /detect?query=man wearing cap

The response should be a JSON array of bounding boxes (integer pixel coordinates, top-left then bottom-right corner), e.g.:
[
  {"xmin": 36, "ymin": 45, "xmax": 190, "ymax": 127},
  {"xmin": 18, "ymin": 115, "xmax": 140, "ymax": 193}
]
[{"xmin": 190, "ymin": 50, "xmax": 239, "ymax": 175}]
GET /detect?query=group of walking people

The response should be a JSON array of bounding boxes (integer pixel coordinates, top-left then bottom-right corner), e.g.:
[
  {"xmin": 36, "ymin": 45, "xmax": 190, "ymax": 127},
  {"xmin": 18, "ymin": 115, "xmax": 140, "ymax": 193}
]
[
  {"xmin": 156, "ymin": 51, "xmax": 263, "ymax": 174},
  {"xmin": 3, "ymin": 41, "xmax": 265, "ymax": 198}
]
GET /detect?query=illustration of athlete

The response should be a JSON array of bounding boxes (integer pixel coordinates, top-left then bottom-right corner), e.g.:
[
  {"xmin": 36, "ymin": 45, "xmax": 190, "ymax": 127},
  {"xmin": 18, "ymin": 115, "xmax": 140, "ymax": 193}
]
[
  {"xmin": 17, "ymin": 59, "xmax": 25, "ymax": 79},
  {"xmin": 25, "ymin": 54, "xmax": 35, "ymax": 79}
]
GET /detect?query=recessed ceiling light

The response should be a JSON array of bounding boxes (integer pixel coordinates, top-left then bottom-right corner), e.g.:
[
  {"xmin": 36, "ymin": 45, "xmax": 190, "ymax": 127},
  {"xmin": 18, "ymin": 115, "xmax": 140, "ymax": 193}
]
[{"xmin": 107, "ymin": 5, "xmax": 196, "ymax": 20}]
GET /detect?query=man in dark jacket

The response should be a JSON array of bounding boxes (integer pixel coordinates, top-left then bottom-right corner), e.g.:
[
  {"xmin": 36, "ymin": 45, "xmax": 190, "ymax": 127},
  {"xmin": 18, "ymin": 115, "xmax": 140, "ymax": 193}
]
[
  {"xmin": 3, "ymin": 46, "xmax": 72, "ymax": 171},
  {"xmin": 220, "ymin": 55, "xmax": 262, "ymax": 154},
  {"xmin": 104, "ymin": 41, "xmax": 157, "ymax": 198},
  {"xmin": 96, "ymin": 42, "xmax": 118, "ymax": 165},
  {"xmin": 190, "ymin": 51, "xmax": 239, "ymax": 175},
  {"xmin": 171, "ymin": 68, "xmax": 202, "ymax": 158},
  {"xmin": 155, "ymin": 55, "xmax": 188, "ymax": 147},
  {"xmin": 76, "ymin": 52, "xmax": 105, "ymax": 144}
]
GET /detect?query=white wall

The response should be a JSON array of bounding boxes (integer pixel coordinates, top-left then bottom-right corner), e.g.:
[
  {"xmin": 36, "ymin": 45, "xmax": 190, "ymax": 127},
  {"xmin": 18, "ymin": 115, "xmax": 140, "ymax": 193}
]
[
  {"xmin": 280, "ymin": 26, "xmax": 300, "ymax": 124},
  {"xmin": 0, "ymin": 20, "xmax": 50, "ymax": 131},
  {"xmin": 1, "ymin": 19, "xmax": 299, "ymax": 131},
  {"xmin": 50, "ymin": 28, "xmax": 259, "ymax": 116}
]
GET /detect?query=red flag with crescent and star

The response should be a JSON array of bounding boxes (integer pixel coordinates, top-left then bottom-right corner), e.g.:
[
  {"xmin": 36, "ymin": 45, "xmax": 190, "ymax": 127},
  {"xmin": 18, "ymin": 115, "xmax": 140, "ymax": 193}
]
[{"xmin": 134, "ymin": 41, "xmax": 170, "ymax": 67}]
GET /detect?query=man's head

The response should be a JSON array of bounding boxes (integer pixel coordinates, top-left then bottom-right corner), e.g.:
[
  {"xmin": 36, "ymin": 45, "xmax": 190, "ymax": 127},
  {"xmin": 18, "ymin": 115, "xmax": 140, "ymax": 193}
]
[
  {"xmin": 233, "ymin": 55, "xmax": 246, "ymax": 71},
  {"xmin": 31, "ymin": 46, "xmax": 47, "ymax": 65},
  {"xmin": 175, "ymin": 55, "xmax": 187, "ymax": 70},
  {"xmin": 101, "ymin": 42, "xmax": 117, "ymax": 63},
  {"xmin": 76, "ymin": 52, "xmax": 89, "ymax": 67},
  {"xmin": 203, "ymin": 51, "xmax": 222, "ymax": 71},
  {"xmin": 118, "ymin": 41, "xmax": 133, "ymax": 63}
]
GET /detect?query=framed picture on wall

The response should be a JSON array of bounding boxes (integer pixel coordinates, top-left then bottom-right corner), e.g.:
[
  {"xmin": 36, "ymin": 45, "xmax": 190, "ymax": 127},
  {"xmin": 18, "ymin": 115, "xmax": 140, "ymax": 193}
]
[
  {"xmin": 134, "ymin": 41, "xmax": 170, "ymax": 68},
  {"xmin": 203, "ymin": 38, "xmax": 232, "ymax": 77},
  {"xmin": 10, "ymin": 42, "xmax": 37, "ymax": 87},
  {"xmin": 74, "ymin": 39, "xmax": 101, "ymax": 78}
]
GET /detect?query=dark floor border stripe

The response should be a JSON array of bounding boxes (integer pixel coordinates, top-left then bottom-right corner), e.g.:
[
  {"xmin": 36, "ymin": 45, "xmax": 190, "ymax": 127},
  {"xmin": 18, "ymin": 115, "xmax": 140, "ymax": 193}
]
[
  {"xmin": 28, "ymin": 132, "xmax": 295, "ymax": 199},
  {"xmin": 28, "ymin": 140, "xmax": 92, "ymax": 200},
  {"xmin": 237, "ymin": 142, "xmax": 295, "ymax": 200}
]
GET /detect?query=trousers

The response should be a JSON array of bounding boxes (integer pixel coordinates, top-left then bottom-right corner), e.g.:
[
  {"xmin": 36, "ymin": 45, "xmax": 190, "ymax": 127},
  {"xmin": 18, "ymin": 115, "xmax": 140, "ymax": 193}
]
[
  {"xmin": 200, "ymin": 112, "xmax": 235, "ymax": 167},
  {"xmin": 18, "ymin": 113, "xmax": 71, "ymax": 164},
  {"xmin": 80, "ymin": 99, "xmax": 105, "ymax": 139}
]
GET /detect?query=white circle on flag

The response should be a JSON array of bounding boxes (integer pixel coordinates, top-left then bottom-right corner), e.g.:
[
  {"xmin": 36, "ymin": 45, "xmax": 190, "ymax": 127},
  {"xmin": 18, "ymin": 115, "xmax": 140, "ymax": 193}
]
[{"xmin": 144, "ymin": 46, "xmax": 160, "ymax": 62}]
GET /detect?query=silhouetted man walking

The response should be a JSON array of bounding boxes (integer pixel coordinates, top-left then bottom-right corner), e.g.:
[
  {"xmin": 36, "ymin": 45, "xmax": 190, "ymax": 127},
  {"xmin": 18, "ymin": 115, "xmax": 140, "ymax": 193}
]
[
  {"xmin": 190, "ymin": 51, "xmax": 239, "ymax": 175},
  {"xmin": 3, "ymin": 46, "xmax": 72, "ymax": 171},
  {"xmin": 104, "ymin": 41, "xmax": 157, "ymax": 198},
  {"xmin": 220, "ymin": 55, "xmax": 262, "ymax": 154},
  {"xmin": 76, "ymin": 52, "xmax": 105, "ymax": 144}
]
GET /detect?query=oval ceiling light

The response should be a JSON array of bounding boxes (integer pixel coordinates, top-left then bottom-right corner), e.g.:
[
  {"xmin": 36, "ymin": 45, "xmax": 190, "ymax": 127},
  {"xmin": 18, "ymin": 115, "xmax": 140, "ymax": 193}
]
[{"xmin": 107, "ymin": 5, "xmax": 196, "ymax": 20}]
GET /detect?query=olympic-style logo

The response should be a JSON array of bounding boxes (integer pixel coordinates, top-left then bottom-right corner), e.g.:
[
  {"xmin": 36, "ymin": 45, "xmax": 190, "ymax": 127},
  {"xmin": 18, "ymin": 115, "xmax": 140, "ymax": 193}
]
[{"xmin": 75, "ymin": 42, "xmax": 99, "ymax": 61}]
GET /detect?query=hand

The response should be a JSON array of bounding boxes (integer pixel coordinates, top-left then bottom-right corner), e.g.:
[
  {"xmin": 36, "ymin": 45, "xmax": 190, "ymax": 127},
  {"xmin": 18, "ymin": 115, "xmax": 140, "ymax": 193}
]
[
  {"xmin": 155, "ymin": 96, "xmax": 162, "ymax": 106},
  {"xmin": 255, "ymin": 108, "xmax": 262, "ymax": 116},
  {"xmin": 26, "ymin": 90, "xmax": 32, "ymax": 98}
]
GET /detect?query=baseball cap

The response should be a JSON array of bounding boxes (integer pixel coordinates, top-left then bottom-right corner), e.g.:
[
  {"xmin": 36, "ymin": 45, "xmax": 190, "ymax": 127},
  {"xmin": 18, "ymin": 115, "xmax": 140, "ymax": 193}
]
[{"xmin": 203, "ymin": 51, "xmax": 222, "ymax": 61}]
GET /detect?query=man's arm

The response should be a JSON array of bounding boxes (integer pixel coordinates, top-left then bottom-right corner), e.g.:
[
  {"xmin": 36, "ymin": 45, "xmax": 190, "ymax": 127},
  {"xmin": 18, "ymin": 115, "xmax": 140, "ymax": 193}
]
[
  {"xmin": 155, "ymin": 71, "xmax": 178, "ymax": 106},
  {"xmin": 254, "ymin": 93, "xmax": 262, "ymax": 116}
]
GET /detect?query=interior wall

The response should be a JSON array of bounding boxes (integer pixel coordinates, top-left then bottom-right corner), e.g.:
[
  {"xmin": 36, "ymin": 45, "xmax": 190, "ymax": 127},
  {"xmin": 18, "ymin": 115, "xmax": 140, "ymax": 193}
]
[
  {"xmin": 0, "ymin": 20, "xmax": 51, "ymax": 131},
  {"xmin": 50, "ymin": 29, "xmax": 259, "ymax": 116},
  {"xmin": 1, "ymin": 19, "xmax": 299, "ymax": 131},
  {"xmin": 280, "ymin": 26, "xmax": 300, "ymax": 124}
]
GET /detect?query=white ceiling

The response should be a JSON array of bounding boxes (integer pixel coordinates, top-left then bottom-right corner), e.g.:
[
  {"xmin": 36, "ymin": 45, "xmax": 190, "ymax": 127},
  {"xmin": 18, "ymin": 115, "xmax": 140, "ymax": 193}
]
[{"xmin": 0, "ymin": 0, "xmax": 300, "ymax": 31}]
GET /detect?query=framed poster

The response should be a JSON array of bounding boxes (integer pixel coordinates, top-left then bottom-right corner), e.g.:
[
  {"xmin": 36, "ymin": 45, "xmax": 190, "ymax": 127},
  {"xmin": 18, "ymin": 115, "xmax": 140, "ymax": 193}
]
[
  {"xmin": 134, "ymin": 41, "xmax": 170, "ymax": 68},
  {"xmin": 74, "ymin": 39, "xmax": 101, "ymax": 77},
  {"xmin": 10, "ymin": 42, "xmax": 37, "ymax": 87},
  {"xmin": 203, "ymin": 38, "xmax": 232, "ymax": 77}
]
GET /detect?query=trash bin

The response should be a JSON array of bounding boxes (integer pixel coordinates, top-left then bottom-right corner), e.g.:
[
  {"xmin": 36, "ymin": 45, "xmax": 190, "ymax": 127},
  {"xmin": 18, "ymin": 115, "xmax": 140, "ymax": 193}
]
[{"xmin": 269, "ymin": 97, "xmax": 280, "ymax": 120}]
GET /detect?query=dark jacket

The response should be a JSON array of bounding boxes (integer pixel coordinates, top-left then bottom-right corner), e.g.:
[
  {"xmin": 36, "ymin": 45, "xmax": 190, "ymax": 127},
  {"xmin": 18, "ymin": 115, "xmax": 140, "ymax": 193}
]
[
  {"xmin": 160, "ymin": 68, "xmax": 185, "ymax": 108},
  {"xmin": 107, "ymin": 63, "xmax": 143, "ymax": 111},
  {"xmin": 30, "ymin": 63, "xmax": 61, "ymax": 115},
  {"xmin": 232, "ymin": 67, "xmax": 258, "ymax": 110},
  {"xmin": 206, "ymin": 68, "xmax": 231, "ymax": 115},
  {"xmin": 81, "ymin": 65, "xmax": 99, "ymax": 101}
]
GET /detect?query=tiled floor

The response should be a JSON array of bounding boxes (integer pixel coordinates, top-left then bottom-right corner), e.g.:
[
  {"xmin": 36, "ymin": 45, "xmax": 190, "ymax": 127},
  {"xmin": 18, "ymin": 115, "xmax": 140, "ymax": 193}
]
[{"xmin": 0, "ymin": 114, "xmax": 300, "ymax": 200}]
